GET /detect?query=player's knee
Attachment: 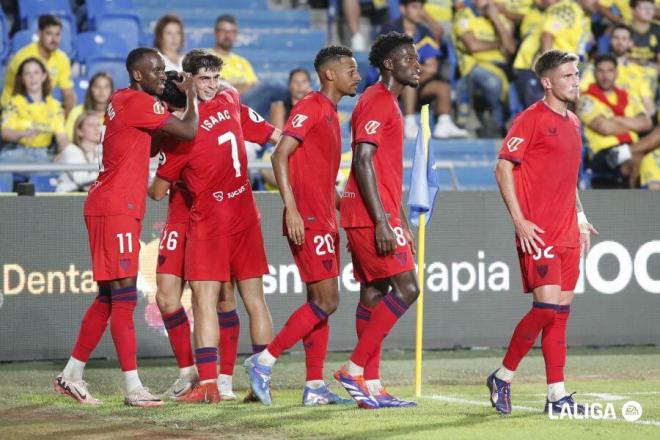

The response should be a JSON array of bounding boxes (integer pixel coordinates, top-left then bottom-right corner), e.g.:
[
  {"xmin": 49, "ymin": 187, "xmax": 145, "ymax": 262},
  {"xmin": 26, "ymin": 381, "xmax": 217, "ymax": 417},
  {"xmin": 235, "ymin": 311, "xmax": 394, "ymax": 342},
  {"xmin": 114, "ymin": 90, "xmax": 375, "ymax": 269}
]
[
  {"xmin": 312, "ymin": 296, "xmax": 338, "ymax": 315},
  {"xmin": 399, "ymin": 281, "xmax": 420, "ymax": 305},
  {"xmin": 156, "ymin": 289, "xmax": 180, "ymax": 314}
]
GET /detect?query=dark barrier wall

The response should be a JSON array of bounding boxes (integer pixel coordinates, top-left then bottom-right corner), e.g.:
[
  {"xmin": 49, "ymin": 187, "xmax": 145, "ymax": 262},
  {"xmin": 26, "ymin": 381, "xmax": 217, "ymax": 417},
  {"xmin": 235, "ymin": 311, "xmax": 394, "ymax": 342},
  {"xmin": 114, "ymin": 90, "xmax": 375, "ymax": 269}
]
[{"xmin": 0, "ymin": 191, "xmax": 658, "ymax": 361}]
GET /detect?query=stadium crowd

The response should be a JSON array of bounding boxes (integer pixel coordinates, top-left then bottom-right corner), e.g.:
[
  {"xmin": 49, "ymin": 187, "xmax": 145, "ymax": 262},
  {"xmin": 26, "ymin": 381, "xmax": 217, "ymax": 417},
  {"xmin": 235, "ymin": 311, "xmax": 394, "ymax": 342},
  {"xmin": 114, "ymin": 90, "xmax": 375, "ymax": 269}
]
[{"xmin": 0, "ymin": 0, "xmax": 659, "ymax": 191}]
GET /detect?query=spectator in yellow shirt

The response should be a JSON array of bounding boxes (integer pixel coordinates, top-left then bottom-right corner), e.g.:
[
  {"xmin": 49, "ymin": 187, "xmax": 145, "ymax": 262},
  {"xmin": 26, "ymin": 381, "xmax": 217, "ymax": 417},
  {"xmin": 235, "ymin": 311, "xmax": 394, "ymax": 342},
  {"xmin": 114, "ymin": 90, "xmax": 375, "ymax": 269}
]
[
  {"xmin": 0, "ymin": 57, "xmax": 68, "ymax": 190},
  {"xmin": 211, "ymin": 14, "xmax": 287, "ymax": 119},
  {"xmin": 513, "ymin": 0, "xmax": 595, "ymax": 108},
  {"xmin": 581, "ymin": 25, "xmax": 657, "ymax": 115},
  {"xmin": 639, "ymin": 149, "xmax": 660, "ymax": 189},
  {"xmin": 64, "ymin": 72, "xmax": 114, "ymax": 141},
  {"xmin": 577, "ymin": 54, "xmax": 652, "ymax": 188},
  {"xmin": 453, "ymin": 0, "xmax": 516, "ymax": 136},
  {"xmin": 1, "ymin": 15, "xmax": 75, "ymax": 116}
]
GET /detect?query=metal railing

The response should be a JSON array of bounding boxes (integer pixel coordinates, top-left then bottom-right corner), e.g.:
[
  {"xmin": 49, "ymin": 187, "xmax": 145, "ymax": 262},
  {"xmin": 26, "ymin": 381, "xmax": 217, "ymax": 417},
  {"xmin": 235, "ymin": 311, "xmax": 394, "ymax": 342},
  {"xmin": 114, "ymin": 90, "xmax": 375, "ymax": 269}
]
[{"xmin": 0, "ymin": 160, "xmax": 497, "ymax": 191}]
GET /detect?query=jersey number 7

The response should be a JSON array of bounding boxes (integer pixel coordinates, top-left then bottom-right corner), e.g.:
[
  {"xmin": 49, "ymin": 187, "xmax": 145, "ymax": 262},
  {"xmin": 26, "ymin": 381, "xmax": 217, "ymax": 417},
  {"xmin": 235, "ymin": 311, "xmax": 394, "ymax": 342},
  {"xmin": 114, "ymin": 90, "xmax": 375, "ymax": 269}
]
[{"xmin": 218, "ymin": 131, "xmax": 241, "ymax": 178}]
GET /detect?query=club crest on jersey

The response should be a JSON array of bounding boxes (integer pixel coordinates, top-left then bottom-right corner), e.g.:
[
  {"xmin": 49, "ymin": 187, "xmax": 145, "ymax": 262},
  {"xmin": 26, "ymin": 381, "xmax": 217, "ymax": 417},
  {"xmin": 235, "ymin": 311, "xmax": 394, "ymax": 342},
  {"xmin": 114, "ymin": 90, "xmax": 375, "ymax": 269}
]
[
  {"xmin": 536, "ymin": 264, "xmax": 548, "ymax": 278},
  {"xmin": 153, "ymin": 101, "xmax": 165, "ymax": 115},
  {"xmin": 506, "ymin": 137, "xmax": 524, "ymax": 152},
  {"xmin": 364, "ymin": 120, "xmax": 380, "ymax": 135},
  {"xmin": 322, "ymin": 259, "xmax": 333, "ymax": 272},
  {"xmin": 291, "ymin": 114, "xmax": 308, "ymax": 128}
]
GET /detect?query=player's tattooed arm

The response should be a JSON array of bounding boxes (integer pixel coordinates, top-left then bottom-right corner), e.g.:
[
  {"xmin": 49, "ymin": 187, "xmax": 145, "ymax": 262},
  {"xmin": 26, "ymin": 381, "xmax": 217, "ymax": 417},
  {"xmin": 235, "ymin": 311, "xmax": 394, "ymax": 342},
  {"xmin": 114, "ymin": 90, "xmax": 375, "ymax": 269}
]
[
  {"xmin": 148, "ymin": 176, "xmax": 171, "ymax": 201},
  {"xmin": 353, "ymin": 142, "xmax": 397, "ymax": 256},
  {"xmin": 271, "ymin": 134, "xmax": 305, "ymax": 245},
  {"xmin": 159, "ymin": 73, "xmax": 199, "ymax": 141},
  {"xmin": 495, "ymin": 158, "xmax": 545, "ymax": 254}
]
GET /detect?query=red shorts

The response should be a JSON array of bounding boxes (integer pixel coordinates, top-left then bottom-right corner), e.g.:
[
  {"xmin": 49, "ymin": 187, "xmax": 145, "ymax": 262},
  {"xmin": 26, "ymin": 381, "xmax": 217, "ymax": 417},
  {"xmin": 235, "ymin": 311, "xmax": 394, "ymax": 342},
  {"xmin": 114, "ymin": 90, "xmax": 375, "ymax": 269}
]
[
  {"xmin": 518, "ymin": 245, "xmax": 580, "ymax": 293},
  {"xmin": 84, "ymin": 215, "xmax": 142, "ymax": 281},
  {"xmin": 345, "ymin": 224, "xmax": 415, "ymax": 283},
  {"xmin": 156, "ymin": 222, "xmax": 187, "ymax": 277},
  {"xmin": 185, "ymin": 221, "xmax": 269, "ymax": 282},
  {"xmin": 289, "ymin": 230, "xmax": 340, "ymax": 283}
]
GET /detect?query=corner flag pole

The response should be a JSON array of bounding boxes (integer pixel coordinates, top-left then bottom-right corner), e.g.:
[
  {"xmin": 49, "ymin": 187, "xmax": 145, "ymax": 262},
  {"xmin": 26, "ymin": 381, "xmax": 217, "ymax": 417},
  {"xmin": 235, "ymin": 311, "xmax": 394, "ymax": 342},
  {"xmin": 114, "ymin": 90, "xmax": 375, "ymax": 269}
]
[{"xmin": 414, "ymin": 105, "xmax": 430, "ymax": 398}]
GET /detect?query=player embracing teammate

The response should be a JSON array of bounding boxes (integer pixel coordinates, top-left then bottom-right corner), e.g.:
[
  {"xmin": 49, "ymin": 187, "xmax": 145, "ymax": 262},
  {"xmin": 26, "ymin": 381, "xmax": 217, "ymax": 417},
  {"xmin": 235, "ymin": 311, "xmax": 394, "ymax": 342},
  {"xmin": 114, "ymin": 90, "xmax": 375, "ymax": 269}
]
[{"xmin": 54, "ymin": 48, "xmax": 199, "ymax": 407}]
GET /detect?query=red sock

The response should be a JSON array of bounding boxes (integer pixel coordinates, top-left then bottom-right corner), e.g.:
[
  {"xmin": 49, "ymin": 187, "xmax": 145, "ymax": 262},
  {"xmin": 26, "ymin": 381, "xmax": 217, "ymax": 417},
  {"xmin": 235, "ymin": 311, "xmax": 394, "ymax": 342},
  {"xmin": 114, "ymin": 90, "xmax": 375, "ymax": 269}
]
[
  {"xmin": 162, "ymin": 307, "xmax": 193, "ymax": 369},
  {"xmin": 195, "ymin": 347, "xmax": 218, "ymax": 382},
  {"xmin": 355, "ymin": 302, "xmax": 380, "ymax": 380},
  {"xmin": 502, "ymin": 302, "xmax": 559, "ymax": 372},
  {"xmin": 542, "ymin": 305, "xmax": 570, "ymax": 384},
  {"xmin": 267, "ymin": 302, "xmax": 328, "ymax": 358},
  {"xmin": 303, "ymin": 319, "xmax": 329, "ymax": 381},
  {"xmin": 351, "ymin": 293, "xmax": 409, "ymax": 367},
  {"xmin": 218, "ymin": 309, "xmax": 240, "ymax": 376},
  {"xmin": 109, "ymin": 286, "xmax": 138, "ymax": 371},
  {"xmin": 71, "ymin": 290, "xmax": 111, "ymax": 362}
]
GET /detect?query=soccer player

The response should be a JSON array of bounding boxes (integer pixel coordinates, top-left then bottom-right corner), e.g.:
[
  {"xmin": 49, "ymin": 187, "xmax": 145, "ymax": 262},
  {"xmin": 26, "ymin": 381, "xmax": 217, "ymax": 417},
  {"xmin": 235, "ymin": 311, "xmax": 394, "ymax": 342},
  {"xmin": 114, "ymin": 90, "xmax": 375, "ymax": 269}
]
[
  {"xmin": 487, "ymin": 49, "xmax": 598, "ymax": 415},
  {"xmin": 244, "ymin": 46, "xmax": 361, "ymax": 406},
  {"xmin": 151, "ymin": 71, "xmax": 279, "ymax": 401},
  {"xmin": 333, "ymin": 32, "xmax": 421, "ymax": 410},
  {"xmin": 54, "ymin": 48, "xmax": 199, "ymax": 407},
  {"xmin": 150, "ymin": 49, "xmax": 276, "ymax": 403}
]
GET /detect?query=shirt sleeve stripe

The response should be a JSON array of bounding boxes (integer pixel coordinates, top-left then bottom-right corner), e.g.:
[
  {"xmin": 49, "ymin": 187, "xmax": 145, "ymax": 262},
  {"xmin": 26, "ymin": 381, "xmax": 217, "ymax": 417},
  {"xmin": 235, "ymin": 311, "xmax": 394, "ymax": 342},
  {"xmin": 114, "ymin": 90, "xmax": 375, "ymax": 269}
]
[
  {"xmin": 498, "ymin": 153, "xmax": 521, "ymax": 164},
  {"xmin": 156, "ymin": 114, "xmax": 174, "ymax": 131},
  {"xmin": 283, "ymin": 130, "xmax": 304, "ymax": 142},
  {"xmin": 354, "ymin": 138, "xmax": 378, "ymax": 148}
]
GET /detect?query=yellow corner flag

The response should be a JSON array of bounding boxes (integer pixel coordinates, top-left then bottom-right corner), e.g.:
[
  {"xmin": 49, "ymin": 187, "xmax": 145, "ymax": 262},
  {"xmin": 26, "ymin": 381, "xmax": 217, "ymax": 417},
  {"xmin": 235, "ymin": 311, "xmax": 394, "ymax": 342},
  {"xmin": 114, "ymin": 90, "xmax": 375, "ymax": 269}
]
[{"xmin": 406, "ymin": 104, "xmax": 437, "ymax": 398}]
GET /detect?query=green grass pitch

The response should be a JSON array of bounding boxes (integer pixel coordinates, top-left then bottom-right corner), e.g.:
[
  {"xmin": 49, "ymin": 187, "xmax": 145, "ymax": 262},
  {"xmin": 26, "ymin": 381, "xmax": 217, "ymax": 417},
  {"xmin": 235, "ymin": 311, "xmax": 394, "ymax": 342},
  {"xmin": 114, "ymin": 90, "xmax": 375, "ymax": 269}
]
[{"xmin": 0, "ymin": 347, "xmax": 659, "ymax": 439}]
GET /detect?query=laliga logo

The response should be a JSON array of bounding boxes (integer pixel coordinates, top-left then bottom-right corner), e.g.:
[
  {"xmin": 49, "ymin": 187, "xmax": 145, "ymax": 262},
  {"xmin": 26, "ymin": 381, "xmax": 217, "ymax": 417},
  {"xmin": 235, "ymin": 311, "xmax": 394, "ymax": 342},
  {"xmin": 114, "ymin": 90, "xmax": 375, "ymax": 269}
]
[
  {"xmin": 548, "ymin": 400, "xmax": 642, "ymax": 422},
  {"xmin": 158, "ymin": 151, "xmax": 166, "ymax": 165},
  {"xmin": 364, "ymin": 120, "xmax": 380, "ymax": 135},
  {"xmin": 248, "ymin": 107, "xmax": 264, "ymax": 123},
  {"xmin": 291, "ymin": 114, "xmax": 308, "ymax": 128},
  {"xmin": 506, "ymin": 137, "xmax": 524, "ymax": 152}
]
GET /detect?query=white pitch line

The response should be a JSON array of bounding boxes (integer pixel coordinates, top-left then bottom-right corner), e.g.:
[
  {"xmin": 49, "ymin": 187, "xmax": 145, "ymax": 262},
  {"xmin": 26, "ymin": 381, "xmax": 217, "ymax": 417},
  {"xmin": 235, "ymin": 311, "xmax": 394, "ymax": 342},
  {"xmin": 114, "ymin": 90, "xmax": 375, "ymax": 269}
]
[{"xmin": 425, "ymin": 395, "xmax": 660, "ymax": 428}]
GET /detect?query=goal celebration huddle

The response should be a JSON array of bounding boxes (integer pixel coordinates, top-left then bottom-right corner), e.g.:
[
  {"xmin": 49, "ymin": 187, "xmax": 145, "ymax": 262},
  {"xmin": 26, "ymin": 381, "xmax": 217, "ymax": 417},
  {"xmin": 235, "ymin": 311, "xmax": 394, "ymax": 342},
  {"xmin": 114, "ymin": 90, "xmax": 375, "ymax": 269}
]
[{"xmin": 53, "ymin": 32, "xmax": 597, "ymax": 414}]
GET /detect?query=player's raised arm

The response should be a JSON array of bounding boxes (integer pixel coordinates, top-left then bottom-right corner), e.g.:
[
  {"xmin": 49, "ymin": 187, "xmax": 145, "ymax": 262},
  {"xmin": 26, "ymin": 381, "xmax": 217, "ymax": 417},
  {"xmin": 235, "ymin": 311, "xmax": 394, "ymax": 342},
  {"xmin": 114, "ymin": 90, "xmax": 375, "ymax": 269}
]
[
  {"xmin": 158, "ymin": 73, "xmax": 199, "ymax": 140},
  {"xmin": 271, "ymin": 135, "xmax": 304, "ymax": 245},
  {"xmin": 353, "ymin": 142, "xmax": 396, "ymax": 256},
  {"xmin": 495, "ymin": 158, "xmax": 545, "ymax": 254}
]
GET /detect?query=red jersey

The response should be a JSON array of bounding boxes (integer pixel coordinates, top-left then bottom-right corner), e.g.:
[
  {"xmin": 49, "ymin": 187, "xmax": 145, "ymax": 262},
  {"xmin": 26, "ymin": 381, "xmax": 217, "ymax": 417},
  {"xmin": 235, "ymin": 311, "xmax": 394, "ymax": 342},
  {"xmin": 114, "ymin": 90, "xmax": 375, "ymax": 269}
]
[
  {"xmin": 156, "ymin": 88, "xmax": 274, "ymax": 240},
  {"xmin": 340, "ymin": 82, "xmax": 404, "ymax": 228},
  {"xmin": 498, "ymin": 100, "xmax": 581, "ymax": 247},
  {"xmin": 283, "ymin": 91, "xmax": 341, "ymax": 232},
  {"xmin": 84, "ymin": 88, "xmax": 172, "ymax": 219},
  {"xmin": 158, "ymin": 139, "xmax": 193, "ymax": 224}
]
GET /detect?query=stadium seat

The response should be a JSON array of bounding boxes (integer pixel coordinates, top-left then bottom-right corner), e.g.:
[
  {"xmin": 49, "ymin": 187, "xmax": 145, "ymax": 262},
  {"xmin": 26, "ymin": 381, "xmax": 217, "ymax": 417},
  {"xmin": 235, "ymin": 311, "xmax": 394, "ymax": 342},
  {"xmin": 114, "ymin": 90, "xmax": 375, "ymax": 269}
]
[
  {"xmin": 30, "ymin": 173, "xmax": 59, "ymax": 192},
  {"xmin": 86, "ymin": 0, "xmax": 142, "ymax": 49},
  {"xmin": 76, "ymin": 31, "xmax": 131, "ymax": 65},
  {"xmin": 0, "ymin": 8, "xmax": 9, "ymax": 62},
  {"xmin": 18, "ymin": 0, "xmax": 76, "ymax": 58},
  {"xmin": 508, "ymin": 86, "xmax": 523, "ymax": 120},
  {"xmin": 85, "ymin": 57, "xmax": 129, "ymax": 89},
  {"xmin": 597, "ymin": 34, "xmax": 611, "ymax": 54},
  {"xmin": 10, "ymin": 30, "xmax": 38, "ymax": 56}
]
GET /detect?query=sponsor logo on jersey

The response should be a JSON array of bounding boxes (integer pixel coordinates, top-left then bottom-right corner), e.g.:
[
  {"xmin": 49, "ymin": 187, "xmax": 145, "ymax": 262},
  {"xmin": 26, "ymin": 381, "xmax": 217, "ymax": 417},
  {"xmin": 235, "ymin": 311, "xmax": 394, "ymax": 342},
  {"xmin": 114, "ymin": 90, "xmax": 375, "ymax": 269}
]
[
  {"xmin": 364, "ymin": 120, "xmax": 380, "ymax": 135},
  {"xmin": 291, "ymin": 114, "xmax": 308, "ymax": 128},
  {"xmin": 153, "ymin": 101, "xmax": 166, "ymax": 115},
  {"xmin": 506, "ymin": 137, "xmax": 524, "ymax": 152}
]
